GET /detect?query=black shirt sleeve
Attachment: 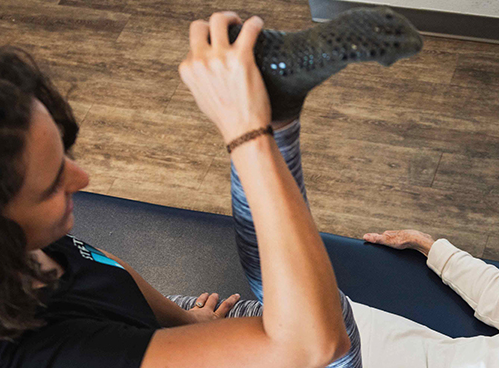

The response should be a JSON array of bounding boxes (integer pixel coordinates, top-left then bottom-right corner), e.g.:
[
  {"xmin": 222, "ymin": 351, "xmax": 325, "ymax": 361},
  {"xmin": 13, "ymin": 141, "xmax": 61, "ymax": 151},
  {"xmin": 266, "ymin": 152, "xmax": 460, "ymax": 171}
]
[{"xmin": 6, "ymin": 319, "xmax": 156, "ymax": 368}]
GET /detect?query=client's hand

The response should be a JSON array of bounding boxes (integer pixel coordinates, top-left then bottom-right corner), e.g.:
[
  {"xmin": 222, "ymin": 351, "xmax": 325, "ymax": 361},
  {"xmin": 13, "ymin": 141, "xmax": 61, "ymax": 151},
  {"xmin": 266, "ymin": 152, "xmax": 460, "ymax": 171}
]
[
  {"xmin": 178, "ymin": 11, "xmax": 272, "ymax": 145},
  {"xmin": 363, "ymin": 229, "xmax": 435, "ymax": 256},
  {"xmin": 187, "ymin": 292, "xmax": 241, "ymax": 323}
]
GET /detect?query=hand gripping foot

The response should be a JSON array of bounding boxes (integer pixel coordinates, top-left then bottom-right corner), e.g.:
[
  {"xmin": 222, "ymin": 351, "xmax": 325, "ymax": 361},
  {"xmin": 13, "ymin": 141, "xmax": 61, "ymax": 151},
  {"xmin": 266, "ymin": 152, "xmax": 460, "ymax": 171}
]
[{"xmin": 212, "ymin": 6, "xmax": 424, "ymax": 122}]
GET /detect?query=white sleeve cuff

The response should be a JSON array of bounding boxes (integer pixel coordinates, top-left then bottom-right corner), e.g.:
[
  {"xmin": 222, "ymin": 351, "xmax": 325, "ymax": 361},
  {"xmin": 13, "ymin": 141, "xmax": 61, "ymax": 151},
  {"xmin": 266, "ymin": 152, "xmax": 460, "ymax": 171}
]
[{"xmin": 427, "ymin": 238, "xmax": 462, "ymax": 277}]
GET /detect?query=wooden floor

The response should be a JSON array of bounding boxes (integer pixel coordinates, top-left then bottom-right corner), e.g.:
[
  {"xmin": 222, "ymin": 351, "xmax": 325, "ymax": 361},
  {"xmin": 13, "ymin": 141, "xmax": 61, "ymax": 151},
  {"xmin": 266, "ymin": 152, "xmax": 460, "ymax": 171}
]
[{"xmin": 2, "ymin": 0, "xmax": 498, "ymax": 260}]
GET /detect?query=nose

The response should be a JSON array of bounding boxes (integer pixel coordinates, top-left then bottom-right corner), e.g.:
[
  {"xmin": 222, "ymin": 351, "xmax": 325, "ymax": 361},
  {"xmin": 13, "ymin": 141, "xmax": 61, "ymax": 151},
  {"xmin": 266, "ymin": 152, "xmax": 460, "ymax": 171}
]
[{"xmin": 66, "ymin": 159, "xmax": 90, "ymax": 193}]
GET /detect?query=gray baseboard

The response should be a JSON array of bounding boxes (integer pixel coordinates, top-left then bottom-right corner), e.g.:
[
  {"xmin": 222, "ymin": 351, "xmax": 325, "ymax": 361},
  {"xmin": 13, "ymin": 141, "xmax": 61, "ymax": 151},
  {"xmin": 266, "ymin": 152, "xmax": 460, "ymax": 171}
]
[{"xmin": 309, "ymin": 0, "xmax": 499, "ymax": 44}]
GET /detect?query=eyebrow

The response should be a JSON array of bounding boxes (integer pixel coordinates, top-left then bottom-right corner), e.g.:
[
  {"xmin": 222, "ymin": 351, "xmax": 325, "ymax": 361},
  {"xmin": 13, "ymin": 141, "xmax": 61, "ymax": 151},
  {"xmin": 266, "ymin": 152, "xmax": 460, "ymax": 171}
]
[{"xmin": 40, "ymin": 157, "xmax": 65, "ymax": 200}]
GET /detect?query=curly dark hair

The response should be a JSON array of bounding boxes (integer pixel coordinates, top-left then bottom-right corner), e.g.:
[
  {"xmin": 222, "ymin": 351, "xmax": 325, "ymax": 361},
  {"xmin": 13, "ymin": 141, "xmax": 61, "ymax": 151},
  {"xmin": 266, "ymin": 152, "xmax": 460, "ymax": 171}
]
[{"xmin": 0, "ymin": 45, "xmax": 79, "ymax": 342}]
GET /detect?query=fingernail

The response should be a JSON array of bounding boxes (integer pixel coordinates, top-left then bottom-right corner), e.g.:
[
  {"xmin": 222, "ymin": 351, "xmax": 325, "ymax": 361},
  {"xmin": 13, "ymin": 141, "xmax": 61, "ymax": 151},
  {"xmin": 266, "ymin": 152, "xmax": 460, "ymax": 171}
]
[
  {"xmin": 235, "ymin": 294, "xmax": 240, "ymax": 298},
  {"xmin": 253, "ymin": 16, "xmax": 264, "ymax": 27}
]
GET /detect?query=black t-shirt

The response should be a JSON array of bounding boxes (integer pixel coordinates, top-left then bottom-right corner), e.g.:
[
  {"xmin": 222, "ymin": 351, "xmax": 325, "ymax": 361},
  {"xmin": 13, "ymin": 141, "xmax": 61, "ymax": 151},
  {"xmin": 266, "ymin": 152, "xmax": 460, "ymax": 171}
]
[{"xmin": 0, "ymin": 234, "xmax": 162, "ymax": 368}]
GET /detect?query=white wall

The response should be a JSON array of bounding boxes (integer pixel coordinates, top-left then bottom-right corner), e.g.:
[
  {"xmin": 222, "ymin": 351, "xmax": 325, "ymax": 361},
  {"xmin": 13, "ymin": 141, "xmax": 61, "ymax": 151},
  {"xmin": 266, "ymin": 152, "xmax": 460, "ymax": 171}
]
[{"xmin": 340, "ymin": 0, "xmax": 499, "ymax": 18}]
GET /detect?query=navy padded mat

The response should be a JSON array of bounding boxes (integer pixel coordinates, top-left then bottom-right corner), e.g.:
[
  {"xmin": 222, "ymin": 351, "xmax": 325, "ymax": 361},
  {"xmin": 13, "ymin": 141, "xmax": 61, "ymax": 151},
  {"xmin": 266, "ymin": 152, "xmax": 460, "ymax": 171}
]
[{"xmin": 71, "ymin": 191, "xmax": 498, "ymax": 338}]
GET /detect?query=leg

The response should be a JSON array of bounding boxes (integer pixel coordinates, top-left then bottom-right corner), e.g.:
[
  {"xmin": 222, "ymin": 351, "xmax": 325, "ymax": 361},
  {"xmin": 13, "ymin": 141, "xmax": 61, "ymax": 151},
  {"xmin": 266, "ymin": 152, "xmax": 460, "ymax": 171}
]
[
  {"xmin": 230, "ymin": 117, "xmax": 362, "ymax": 367},
  {"xmin": 230, "ymin": 117, "xmax": 308, "ymax": 303}
]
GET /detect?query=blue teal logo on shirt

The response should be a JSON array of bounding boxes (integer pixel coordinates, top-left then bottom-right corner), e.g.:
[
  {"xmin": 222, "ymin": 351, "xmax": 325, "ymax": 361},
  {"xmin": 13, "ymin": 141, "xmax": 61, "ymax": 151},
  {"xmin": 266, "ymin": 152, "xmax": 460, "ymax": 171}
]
[{"xmin": 67, "ymin": 235, "xmax": 125, "ymax": 270}]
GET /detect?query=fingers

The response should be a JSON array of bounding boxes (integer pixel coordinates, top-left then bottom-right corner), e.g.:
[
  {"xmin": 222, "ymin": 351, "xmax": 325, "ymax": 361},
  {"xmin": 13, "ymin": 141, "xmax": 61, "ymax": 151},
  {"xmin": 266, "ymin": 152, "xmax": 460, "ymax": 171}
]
[
  {"xmin": 364, "ymin": 230, "xmax": 398, "ymax": 243},
  {"xmin": 215, "ymin": 294, "xmax": 241, "ymax": 317},
  {"xmin": 209, "ymin": 12, "xmax": 243, "ymax": 49},
  {"xmin": 197, "ymin": 292, "xmax": 240, "ymax": 315},
  {"xmin": 189, "ymin": 11, "xmax": 243, "ymax": 54},
  {"xmin": 204, "ymin": 293, "xmax": 220, "ymax": 310},
  {"xmin": 233, "ymin": 16, "xmax": 264, "ymax": 54},
  {"xmin": 189, "ymin": 20, "xmax": 210, "ymax": 55},
  {"xmin": 383, "ymin": 230, "xmax": 398, "ymax": 236},
  {"xmin": 195, "ymin": 292, "xmax": 210, "ymax": 307},
  {"xmin": 363, "ymin": 233, "xmax": 381, "ymax": 243},
  {"xmin": 188, "ymin": 12, "xmax": 262, "ymax": 57}
]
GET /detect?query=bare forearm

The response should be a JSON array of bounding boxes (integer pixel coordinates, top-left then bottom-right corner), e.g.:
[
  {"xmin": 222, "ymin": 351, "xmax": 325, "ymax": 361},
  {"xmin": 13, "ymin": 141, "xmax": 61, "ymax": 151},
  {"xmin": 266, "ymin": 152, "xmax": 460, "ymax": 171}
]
[
  {"xmin": 230, "ymin": 134, "xmax": 349, "ymax": 357},
  {"xmin": 97, "ymin": 248, "xmax": 194, "ymax": 328},
  {"xmin": 125, "ymin": 269, "xmax": 195, "ymax": 328},
  {"xmin": 154, "ymin": 297, "xmax": 195, "ymax": 327}
]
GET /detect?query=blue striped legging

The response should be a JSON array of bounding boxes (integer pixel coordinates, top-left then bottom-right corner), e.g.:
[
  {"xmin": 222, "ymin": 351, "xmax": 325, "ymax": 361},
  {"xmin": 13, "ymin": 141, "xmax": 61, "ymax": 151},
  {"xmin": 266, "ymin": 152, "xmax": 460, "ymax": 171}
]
[{"xmin": 167, "ymin": 117, "xmax": 362, "ymax": 367}]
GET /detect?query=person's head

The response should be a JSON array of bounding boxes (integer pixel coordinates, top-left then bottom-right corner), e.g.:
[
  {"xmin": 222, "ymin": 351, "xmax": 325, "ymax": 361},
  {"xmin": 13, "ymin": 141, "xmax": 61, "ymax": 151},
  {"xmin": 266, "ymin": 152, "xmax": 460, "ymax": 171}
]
[{"xmin": 0, "ymin": 45, "xmax": 89, "ymax": 342}]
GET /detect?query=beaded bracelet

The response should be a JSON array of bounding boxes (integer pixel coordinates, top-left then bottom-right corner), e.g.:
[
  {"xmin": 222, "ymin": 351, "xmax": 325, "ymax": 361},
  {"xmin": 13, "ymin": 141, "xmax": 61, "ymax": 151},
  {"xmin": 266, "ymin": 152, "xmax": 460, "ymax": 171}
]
[{"xmin": 226, "ymin": 125, "xmax": 274, "ymax": 154}]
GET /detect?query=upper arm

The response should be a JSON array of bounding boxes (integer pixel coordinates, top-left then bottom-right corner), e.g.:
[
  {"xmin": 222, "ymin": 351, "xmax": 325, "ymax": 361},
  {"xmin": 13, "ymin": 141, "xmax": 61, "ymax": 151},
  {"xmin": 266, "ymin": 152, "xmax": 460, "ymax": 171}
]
[
  {"xmin": 95, "ymin": 247, "xmax": 123, "ymax": 265},
  {"xmin": 94, "ymin": 250, "xmax": 340, "ymax": 367},
  {"xmin": 141, "ymin": 316, "xmax": 324, "ymax": 368}
]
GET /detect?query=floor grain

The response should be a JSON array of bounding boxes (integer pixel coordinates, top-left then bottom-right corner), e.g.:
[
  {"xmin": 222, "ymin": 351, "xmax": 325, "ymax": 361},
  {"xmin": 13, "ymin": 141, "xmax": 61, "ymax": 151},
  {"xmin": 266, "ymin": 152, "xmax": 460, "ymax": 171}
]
[{"xmin": 2, "ymin": 0, "xmax": 498, "ymax": 259}]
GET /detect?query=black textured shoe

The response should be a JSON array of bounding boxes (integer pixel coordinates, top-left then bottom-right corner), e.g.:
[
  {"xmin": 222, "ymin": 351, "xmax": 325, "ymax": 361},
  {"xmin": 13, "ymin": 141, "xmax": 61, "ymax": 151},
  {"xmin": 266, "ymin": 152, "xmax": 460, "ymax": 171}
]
[{"xmin": 211, "ymin": 6, "xmax": 424, "ymax": 122}]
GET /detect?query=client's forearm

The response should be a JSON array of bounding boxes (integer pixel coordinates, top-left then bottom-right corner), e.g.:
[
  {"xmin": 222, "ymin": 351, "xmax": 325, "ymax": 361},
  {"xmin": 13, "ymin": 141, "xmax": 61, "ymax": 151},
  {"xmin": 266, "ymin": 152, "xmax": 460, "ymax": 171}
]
[{"xmin": 230, "ymin": 133, "xmax": 349, "ymax": 360}]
